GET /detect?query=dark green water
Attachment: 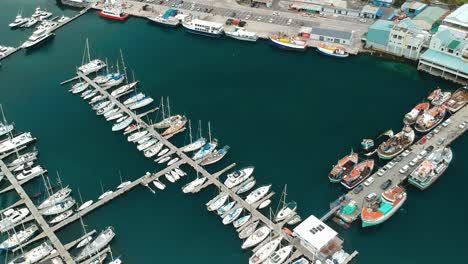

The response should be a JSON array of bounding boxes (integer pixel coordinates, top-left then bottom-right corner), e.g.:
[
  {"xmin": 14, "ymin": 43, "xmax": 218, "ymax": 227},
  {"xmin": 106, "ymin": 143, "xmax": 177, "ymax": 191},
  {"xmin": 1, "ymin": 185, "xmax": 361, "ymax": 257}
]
[{"xmin": 0, "ymin": 0, "xmax": 466, "ymax": 263}]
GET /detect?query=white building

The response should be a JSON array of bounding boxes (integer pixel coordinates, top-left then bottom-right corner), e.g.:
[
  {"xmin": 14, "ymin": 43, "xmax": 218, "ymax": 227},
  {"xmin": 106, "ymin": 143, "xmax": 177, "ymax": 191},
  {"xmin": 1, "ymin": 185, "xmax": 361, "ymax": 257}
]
[
  {"xmin": 387, "ymin": 18, "xmax": 430, "ymax": 60},
  {"xmin": 439, "ymin": 4, "xmax": 468, "ymax": 38}
]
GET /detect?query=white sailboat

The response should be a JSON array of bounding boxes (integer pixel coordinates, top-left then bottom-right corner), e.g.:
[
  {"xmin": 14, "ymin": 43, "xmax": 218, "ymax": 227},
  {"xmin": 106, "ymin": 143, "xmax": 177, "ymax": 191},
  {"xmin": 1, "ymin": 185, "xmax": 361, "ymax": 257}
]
[
  {"xmin": 180, "ymin": 120, "xmax": 206, "ymax": 152},
  {"xmin": 249, "ymin": 237, "xmax": 282, "ymax": 264},
  {"xmin": 241, "ymin": 225, "xmax": 271, "ymax": 249}
]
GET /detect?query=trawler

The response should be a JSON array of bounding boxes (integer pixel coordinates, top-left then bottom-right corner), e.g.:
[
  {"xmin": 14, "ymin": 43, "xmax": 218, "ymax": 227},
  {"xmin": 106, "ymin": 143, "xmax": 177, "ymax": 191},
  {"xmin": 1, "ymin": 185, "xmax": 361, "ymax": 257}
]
[
  {"xmin": 225, "ymin": 27, "xmax": 258, "ymax": 42},
  {"xmin": 340, "ymin": 160, "xmax": 374, "ymax": 190},
  {"xmin": 403, "ymin": 102, "xmax": 430, "ymax": 125},
  {"xmin": 269, "ymin": 35, "xmax": 307, "ymax": 52},
  {"xmin": 40, "ymin": 198, "xmax": 76, "ymax": 216},
  {"xmin": 328, "ymin": 151, "xmax": 358, "ymax": 183},
  {"xmin": 200, "ymin": 145, "xmax": 230, "ymax": 166},
  {"xmin": 246, "ymin": 184, "xmax": 271, "ymax": 204},
  {"xmin": 316, "ymin": 43, "xmax": 349, "ymax": 58},
  {"xmin": 0, "ymin": 224, "xmax": 38, "ymax": 250},
  {"xmin": 0, "ymin": 132, "xmax": 36, "ymax": 154},
  {"xmin": 0, "ymin": 208, "xmax": 30, "ymax": 232},
  {"xmin": 8, "ymin": 242, "xmax": 53, "ymax": 264},
  {"xmin": 415, "ymin": 106, "xmax": 446, "ymax": 133},
  {"xmin": 431, "ymin": 91, "xmax": 451, "ymax": 106},
  {"xmin": 361, "ymin": 186, "xmax": 406, "ymax": 227},
  {"xmin": 249, "ymin": 237, "xmax": 282, "ymax": 264},
  {"xmin": 75, "ymin": 227, "xmax": 115, "ymax": 261},
  {"xmin": 38, "ymin": 186, "xmax": 72, "ymax": 209},
  {"xmin": 242, "ymin": 225, "xmax": 271, "ymax": 249},
  {"xmin": 377, "ymin": 126, "xmax": 415, "ymax": 159},
  {"xmin": 444, "ymin": 88, "xmax": 467, "ymax": 113},
  {"xmin": 224, "ymin": 166, "xmax": 254, "ymax": 188},
  {"xmin": 409, "ymin": 147, "xmax": 452, "ymax": 190}
]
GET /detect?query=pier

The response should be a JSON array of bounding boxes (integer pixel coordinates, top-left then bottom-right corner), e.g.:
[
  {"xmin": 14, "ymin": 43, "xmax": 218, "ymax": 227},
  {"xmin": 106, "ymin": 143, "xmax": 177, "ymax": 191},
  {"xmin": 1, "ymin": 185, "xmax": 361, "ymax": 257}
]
[{"xmin": 337, "ymin": 105, "xmax": 468, "ymax": 224}]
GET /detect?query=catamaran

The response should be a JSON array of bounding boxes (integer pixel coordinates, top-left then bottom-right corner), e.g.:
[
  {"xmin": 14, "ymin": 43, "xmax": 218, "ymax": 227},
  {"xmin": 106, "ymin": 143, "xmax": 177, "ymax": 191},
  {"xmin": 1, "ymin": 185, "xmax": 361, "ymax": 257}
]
[
  {"xmin": 78, "ymin": 39, "xmax": 106, "ymax": 75},
  {"xmin": 249, "ymin": 237, "xmax": 282, "ymax": 264},
  {"xmin": 0, "ymin": 132, "xmax": 36, "ymax": 154},
  {"xmin": 246, "ymin": 185, "xmax": 271, "ymax": 204},
  {"xmin": 242, "ymin": 225, "xmax": 271, "ymax": 249},
  {"xmin": 224, "ymin": 166, "xmax": 254, "ymax": 188},
  {"xmin": 75, "ymin": 226, "xmax": 116, "ymax": 262},
  {"xmin": 222, "ymin": 208, "xmax": 243, "ymax": 225},
  {"xmin": 0, "ymin": 208, "xmax": 30, "ymax": 233},
  {"xmin": 40, "ymin": 198, "xmax": 76, "ymax": 216},
  {"xmin": 0, "ymin": 224, "xmax": 38, "ymax": 250}
]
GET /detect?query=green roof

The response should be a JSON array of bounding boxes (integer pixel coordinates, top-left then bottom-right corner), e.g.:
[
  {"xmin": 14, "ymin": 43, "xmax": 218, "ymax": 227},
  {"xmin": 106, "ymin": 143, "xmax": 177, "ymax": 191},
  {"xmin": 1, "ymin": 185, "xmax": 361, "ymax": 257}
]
[
  {"xmin": 448, "ymin": 40, "xmax": 461, "ymax": 50},
  {"xmin": 421, "ymin": 49, "xmax": 468, "ymax": 75},
  {"xmin": 367, "ymin": 20, "xmax": 393, "ymax": 46}
]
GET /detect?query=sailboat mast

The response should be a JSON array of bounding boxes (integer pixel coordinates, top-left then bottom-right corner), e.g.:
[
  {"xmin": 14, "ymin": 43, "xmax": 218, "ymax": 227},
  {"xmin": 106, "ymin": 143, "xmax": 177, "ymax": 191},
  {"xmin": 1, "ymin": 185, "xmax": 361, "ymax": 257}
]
[
  {"xmin": 46, "ymin": 176, "xmax": 54, "ymax": 195},
  {"xmin": 188, "ymin": 119, "xmax": 193, "ymax": 143},
  {"xmin": 56, "ymin": 171, "xmax": 63, "ymax": 189},
  {"xmin": 120, "ymin": 49, "xmax": 128, "ymax": 84},
  {"xmin": 0, "ymin": 104, "xmax": 8, "ymax": 124},
  {"xmin": 81, "ymin": 39, "xmax": 88, "ymax": 66},
  {"xmin": 41, "ymin": 173, "xmax": 51, "ymax": 198},
  {"xmin": 167, "ymin": 97, "xmax": 171, "ymax": 116},
  {"xmin": 208, "ymin": 121, "xmax": 212, "ymax": 142},
  {"xmin": 118, "ymin": 170, "xmax": 123, "ymax": 184},
  {"xmin": 100, "ymin": 181, "xmax": 104, "ymax": 194},
  {"xmin": 160, "ymin": 96, "xmax": 165, "ymax": 119},
  {"xmin": 105, "ymin": 58, "xmax": 109, "ymax": 75},
  {"xmin": 198, "ymin": 120, "xmax": 202, "ymax": 139},
  {"xmin": 86, "ymin": 38, "xmax": 91, "ymax": 63}
]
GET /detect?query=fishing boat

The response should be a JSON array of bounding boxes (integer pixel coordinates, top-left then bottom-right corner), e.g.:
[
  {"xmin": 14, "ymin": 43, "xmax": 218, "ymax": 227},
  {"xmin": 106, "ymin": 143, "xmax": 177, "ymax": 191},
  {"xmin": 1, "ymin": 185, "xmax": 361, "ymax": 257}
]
[
  {"xmin": 161, "ymin": 116, "xmax": 187, "ymax": 136},
  {"xmin": 275, "ymin": 200, "xmax": 297, "ymax": 222},
  {"xmin": 192, "ymin": 139, "xmax": 218, "ymax": 161},
  {"xmin": 328, "ymin": 151, "xmax": 358, "ymax": 183},
  {"xmin": 409, "ymin": 147, "xmax": 452, "ymax": 190},
  {"xmin": 153, "ymin": 180, "xmax": 166, "ymax": 190},
  {"xmin": 341, "ymin": 160, "xmax": 374, "ymax": 189},
  {"xmin": 377, "ymin": 126, "xmax": 415, "ymax": 159},
  {"xmin": 264, "ymin": 245, "xmax": 294, "ymax": 264},
  {"xmin": 444, "ymin": 88, "xmax": 467, "ymax": 113},
  {"xmin": 75, "ymin": 227, "xmax": 116, "ymax": 262},
  {"xmin": 361, "ymin": 186, "xmax": 406, "ymax": 227},
  {"xmin": 9, "ymin": 14, "xmax": 28, "ymax": 28},
  {"xmin": 182, "ymin": 177, "xmax": 207, "ymax": 193},
  {"xmin": 21, "ymin": 18, "xmax": 38, "ymax": 28},
  {"xmin": 361, "ymin": 139, "xmax": 374, "ymax": 150},
  {"xmin": 217, "ymin": 201, "xmax": 236, "ymax": 215},
  {"xmin": 225, "ymin": 27, "xmax": 259, "ymax": 42},
  {"xmin": 98, "ymin": 0, "xmax": 129, "ymax": 21},
  {"xmin": 0, "ymin": 132, "xmax": 36, "ymax": 154},
  {"xmin": 21, "ymin": 30, "xmax": 55, "ymax": 49},
  {"xmin": 316, "ymin": 43, "xmax": 349, "ymax": 58},
  {"xmin": 225, "ymin": 166, "xmax": 254, "ymax": 189},
  {"xmin": 269, "ymin": 35, "xmax": 307, "ymax": 52},
  {"xmin": 97, "ymin": 102, "xmax": 115, "ymax": 115},
  {"xmin": 76, "ymin": 236, "xmax": 92, "ymax": 248},
  {"xmin": 49, "ymin": 210, "xmax": 73, "ymax": 224},
  {"xmin": 200, "ymin": 145, "xmax": 230, "ymax": 166},
  {"xmin": 127, "ymin": 130, "xmax": 148, "ymax": 142},
  {"xmin": 241, "ymin": 226, "xmax": 271, "ymax": 249},
  {"xmin": 111, "ymin": 81, "xmax": 138, "ymax": 97},
  {"xmin": 207, "ymin": 194, "xmax": 229, "ymax": 211},
  {"xmin": 144, "ymin": 143, "xmax": 164, "ymax": 158},
  {"xmin": 236, "ymin": 179, "xmax": 256, "ymax": 195},
  {"xmin": 148, "ymin": 9, "xmax": 180, "ymax": 27},
  {"xmin": 40, "ymin": 198, "xmax": 76, "ymax": 216},
  {"xmin": 415, "ymin": 106, "xmax": 446, "ymax": 133},
  {"xmin": 239, "ymin": 220, "xmax": 260, "ymax": 239},
  {"xmin": 38, "ymin": 186, "xmax": 72, "ymax": 209},
  {"xmin": 0, "ymin": 208, "xmax": 30, "ymax": 233},
  {"xmin": 112, "ymin": 116, "xmax": 133, "ymax": 131},
  {"xmin": 222, "ymin": 208, "xmax": 243, "ymax": 225},
  {"xmin": 0, "ymin": 224, "xmax": 38, "ymax": 250},
  {"xmin": 427, "ymin": 88, "xmax": 441, "ymax": 100},
  {"xmin": 246, "ymin": 185, "xmax": 271, "ymax": 204},
  {"xmin": 182, "ymin": 18, "xmax": 224, "ymax": 38},
  {"xmin": 403, "ymin": 102, "xmax": 430, "ymax": 125},
  {"xmin": 165, "ymin": 173, "xmax": 175, "ymax": 183},
  {"xmin": 431, "ymin": 91, "xmax": 451, "ymax": 106},
  {"xmin": 8, "ymin": 151, "xmax": 38, "ymax": 168},
  {"xmin": 128, "ymin": 97, "xmax": 154, "ymax": 110},
  {"xmin": 233, "ymin": 214, "xmax": 251, "ymax": 228},
  {"xmin": 249, "ymin": 237, "xmax": 282, "ymax": 264},
  {"xmin": 16, "ymin": 165, "xmax": 45, "ymax": 181},
  {"xmin": 8, "ymin": 242, "xmax": 53, "ymax": 264}
]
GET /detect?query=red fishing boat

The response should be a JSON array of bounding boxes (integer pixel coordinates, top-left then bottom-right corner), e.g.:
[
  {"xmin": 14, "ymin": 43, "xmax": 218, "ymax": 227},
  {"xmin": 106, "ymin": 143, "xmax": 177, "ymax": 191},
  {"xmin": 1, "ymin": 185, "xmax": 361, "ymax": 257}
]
[
  {"xmin": 328, "ymin": 151, "xmax": 358, "ymax": 183},
  {"xmin": 403, "ymin": 102, "xmax": 430, "ymax": 125},
  {"xmin": 341, "ymin": 160, "xmax": 374, "ymax": 189},
  {"xmin": 98, "ymin": 2, "xmax": 129, "ymax": 21},
  {"xmin": 427, "ymin": 88, "xmax": 441, "ymax": 101}
]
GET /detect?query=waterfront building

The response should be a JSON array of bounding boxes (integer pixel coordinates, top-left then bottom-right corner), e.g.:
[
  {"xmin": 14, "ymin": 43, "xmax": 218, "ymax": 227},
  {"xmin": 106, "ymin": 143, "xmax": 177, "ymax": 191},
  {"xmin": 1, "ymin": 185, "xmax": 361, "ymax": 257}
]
[
  {"xmin": 288, "ymin": 1, "xmax": 381, "ymax": 19},
  {"xmin": 387, "ymin": 18, "xmax": 429, "ymax": 60},
  {"xmin": 438, "ymin": 4, "xmax": 468, "ymax": 38},
  {"xmin": 401, "ymin": 1, "xmax": 428, "ymax": 18},
  {"xmin": 418, "ymin": 29, "xmax": 468, "ymax": 84},
  {"xmin": 366, "ymin": 20, "xmax": 393, "ymax": 50},
  {"xmin": 293, "ymin": 215, "xmax": 345, "ymax": 260},
  {"xmin": 413, "ymin": 6, "xmax": 448, "ymax": 31},
  {"xmin": 372, "ymin": 0, "xmax": 393, "ymax": 8},
  {"xmin": 310, "ymin": 27, "xmax": 354, "ymax": 45},
  {"xmin": 360, "ymin": 5, "xmax": 383, "ymax": 19}
]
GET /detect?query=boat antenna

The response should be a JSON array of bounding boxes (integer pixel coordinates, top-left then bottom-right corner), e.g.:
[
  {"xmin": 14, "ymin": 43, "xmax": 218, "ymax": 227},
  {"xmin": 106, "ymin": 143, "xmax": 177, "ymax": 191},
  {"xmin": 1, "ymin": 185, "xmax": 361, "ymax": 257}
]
[
  {"xmin": 160, "ymin": 96, "xmax": 165, "ymax": 119},
  {"xmin": 208, "ymin": 121, "xmax": 212, "ymax": 142},
  {"xmin": 119, "ymin": 49, "xmax": 128, "ymax": 84},
  {"xmin": 198, "ymin": 120, "xmax": 202, "ymax": 138},
  {"xmin": 167, "ymin": 96, "xmax": 171, "ymax": 117},
  {"xmin": 188, "ymin": 119, "xmax": 193, "ymax": 144}
]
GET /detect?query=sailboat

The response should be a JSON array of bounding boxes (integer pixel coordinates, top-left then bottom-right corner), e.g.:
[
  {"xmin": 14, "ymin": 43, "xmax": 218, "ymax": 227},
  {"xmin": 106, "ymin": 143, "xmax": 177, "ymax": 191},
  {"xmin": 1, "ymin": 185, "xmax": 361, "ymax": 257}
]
[
  {"xmin": 153, "ymin": 97, "xmax": 182, "ymax": 129},
  {"xmin": 192, "ymin": 122, "xmax": 218, "ymax": 161},
  {"xmin": 98, "ymin": 181, "xmax": 113, "ymax": 200},
  {"xmin": 0, "ymin": 104, "xmax": 14, "ymax": 137},
  {"xmin": 78, "ymin": 39, "xmax": 106, "ymax": 75},
  {"xmin": 0, "ymin": 224, "xmax": 38, "ymax": 250},
  {"xmin": 274, "ymin": 185, "xmax": 297, "ymax": 223},
  {"xmin": 180, "ymin": 120, "xmax": 206, "ymax": 152},
  {"xmin": 249, "ymin": 237, "xmax": 282, "ymax": 264},
  {"xmin": 199, "ymin": 145, "xmax": 230, "ymax": 166}
]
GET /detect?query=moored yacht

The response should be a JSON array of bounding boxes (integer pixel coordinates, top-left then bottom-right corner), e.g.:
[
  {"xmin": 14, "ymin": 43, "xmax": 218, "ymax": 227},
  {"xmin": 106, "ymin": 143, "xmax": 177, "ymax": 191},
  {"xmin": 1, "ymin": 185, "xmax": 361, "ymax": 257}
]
[
  {"xmin": 199, "ymin": 145, "xmax": 230, "ymax": 166},
  {"xmin": 0, "ymin": 122, "xmax": 14, "ymax": 137},
  {"xmin": 16, "ymin": 165, "xmax": 45, "ymax": 181},
  {"xmin": 75, "ymin": 227, "xmax": 116, "ymax": 262},
  {"xmin": 233, "ymin": 214, "xmax": 251, "ymax": 228},
  {"xmin": 8, "ymin": 242, "xmax": 53, "ymax": 264},
  {"xmin": 180, "ymin": 137, "xmax": 207, "ymax": 153},
  {"xmin": 245, "ymin": 184, "xmax": 271, "ymax": 204},
  {"xmin": 111, "ymin": 81, "xmax": 138, "ymax": 97},
  {"xmin": 275, "ymin": 201, "xmax": 297, "ymax": 222},
  {"xmin": 192, "ymin": 139, "xmax": 218, "ymax": 160},
  {"xmin": 239, "ymin": 220, "xmax": 260, "ymax": 239},
  {"xmin": 21, "ymin": 30, "xmax": 55, "ymax": 49},
  {"xmin": 207, "ymin": 194, "xmax": 229, "ymax": 211},
  {"xmin": 128, "ymin": 97, "xmax": 154, "ymax": 110},
  {"xmin": 182, "ymin": 18, "xmax": 224, "ymax": 38},
  {"xmin": 0, "ymin": 224, "xmax": 38, "ymax": 250},
  {"xmin": 269, "ymin": 35, "xmax": 307, "ymax": 52},
  {"xmin": 236, "ymin": 179, "xmax": 256, "ymax": 195},
  {"xmin": 40, "ymin": 198, "xmax": 76, "ymax": 216},
  {"xmin": 249, "ymin": 237, "xmax": 282, "ymax": 264},
  {"xmin": 225, "ymin": 27, "xmax": 258, "ymax": 42},
  {"xmin": 8, "ymin": 151, "xmax": 38, "ymax": 168},
  {"xmin": 9, "ymin": 14, "xmax": 28, "ymax": 28},
  {"xmin": 241, "ymin": 225, "xmax": 271, "ymax": 249},
  {"xmin": 49, "ymin": 210, "xmax": 74, "ymax": 224},
  {"xmin": 264, "ymin": 245, "xmax": 294, "ymax": 264},
  {"xmin": 112, "ymin": 116, "xmax": 133, "ymax": 132},
  {"xmin": 222, "ymin": 207, "xmax": 243, "ymax": 225},
  {"xmin": 0, "ymin": 132, "xmax": 36, "ymax": 154},
  {"xmin": 182, "ymin": 177, "xmax": 207, "ymax": 193},
  {"xmin": 0, "ymin": 208, "xmax": 30, "ymax": 233},
  {"xmin": 224, "ymin": 166, "xmax": 254, "ymax": 188},
  {"xmin": 153, "ymin": 115, "xmax": 182, "ymax": 129}
]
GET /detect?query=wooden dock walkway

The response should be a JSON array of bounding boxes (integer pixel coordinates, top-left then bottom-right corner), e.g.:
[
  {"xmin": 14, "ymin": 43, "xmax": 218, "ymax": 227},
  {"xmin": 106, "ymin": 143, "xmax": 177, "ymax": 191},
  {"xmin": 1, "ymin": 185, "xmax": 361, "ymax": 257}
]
[
  {"xmin": 0, "ymin": 161, "xmax": 75, "ymax": 264},
  {"xmin": 76, "ymin": 72, "xmax": 318, "ymax": 260}
]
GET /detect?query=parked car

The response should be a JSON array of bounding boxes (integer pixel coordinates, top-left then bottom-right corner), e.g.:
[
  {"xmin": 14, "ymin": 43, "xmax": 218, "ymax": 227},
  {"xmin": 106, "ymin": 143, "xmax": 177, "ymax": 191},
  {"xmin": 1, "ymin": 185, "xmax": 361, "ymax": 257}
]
[
  {"xmin": 418, "ymin": 136, "xmax": 427, "ymax": 145},
  {"xmin": 394, "ymin": 155, "xmax": 403, "ymax": 162},
  {"xmin": 425, "ymin": 145, "xmax": 434, "ymax": 152},
  {"xmin": 353, "ymin": 185, "xmax": 364, "ymax": 194},
  {"xmin": 409, "ymin": 157, "xmax": 419, "ymax": 167},
  {"xmin": 380, "ymin": 179, "xmax": 392, "ymax": 190},
  {"xmin": 365, "ymin": 192, "xmax": 377, "ymax": 202},
  {"xmin": 399, "ymin": 165, "xmax": 409, "ymax": 174},
  {"xmin": 426, "ymin": 132, "xmax": 434, "ymax": 139},
  {"xmin": 402, "ymin": 149, "xmax": 411, "ymax": 157},
  {"xmin": 377, "ymin": 168, "xmax": 387, "ymax": 177},
  {"xmin": 364, "ymin": 177, "xmax": 375, "ymax": 186},
  {"xmin": 434, "ymin": 128, "xmax": 440, "ymax": 134},
  {"xmin": 437, "ymin": 137, "xmax": 445, "ymax": 146}
]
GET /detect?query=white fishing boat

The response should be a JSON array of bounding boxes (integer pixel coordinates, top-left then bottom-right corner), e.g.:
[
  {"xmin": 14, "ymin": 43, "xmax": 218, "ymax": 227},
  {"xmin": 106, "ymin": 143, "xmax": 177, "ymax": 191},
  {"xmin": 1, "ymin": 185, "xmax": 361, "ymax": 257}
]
[
  {"xmin": 246, "ymin": 185, "xmax": 271, "ymax": 204},
  {"xmin": 157, "ymin": 156, "xmax": 171, "ymax": 164},
  {"xmin": 182, "ymin": 177, "xmax": 207, "ymax": 193},
  {"xmin": 75, "ymin": 227, "xmax": 115, "ymax": 262},
  {"xmin": 111, "ymin": 81, "xmax": 138, "ymax": 97},
  {"xmin": 127, "ymin": 130, "xmax": 148, "ymax": 142},
  {"xmin": 207, "ymin": 194, "xmax": 229, "ymax": 211},
  {"xmin": 144, "ymin": 143, "xmax": 164, "ymax": 158},
  {"xmin": 98, "ymin": 191, "xmax": 113, "ymax": 200},
  {"xmin": 222, "ymin": 207, "xmax": 243, "ymax": 225},
  {"xmin": 0, "ymin": 224, "xmax": 38, "ymax": 250},
  {"xmin": 225, "ymin": 28, "xmax": 258, "ymax": 42},
  {"xmin": 167, "ymin": 157, "xmax": 180, "ymax": 166},
  {"xmin": 7, "ymin": 151, "xmax": 38, "ymax": 168},
  {"xmin": 16, "ymin": 165, "xmax": 45, "ymax": 181},
  {"xmin": 8, "ymin": 242, "xmax": 53, "ymax": 264},
  {"xmin": 249, "ymin": 237, "xmax": 282, "ymax": 264},
  {"xmin": 137, "ymin": 138, "xmax": 157, "ymax": 151},
  {"xmin": 40, "ymin": 198, "xmax": 76, "ymax": 216},
  {"xmin": 239, "ymin": 220, "xmax": 260, "ymax": 239},
  {"xmin": 258, "ymin": 199, "xmax": 271, "ymax": 209},
  {"xmin": 123, "ymin": 93, "xmax": 145, "ymax": 105},
  {"xmin": 241, "ymin": 226, "xmax": 271, "ymax": 249},
  {"xmin": 217, "ymin": 201, "xmax": 236, "ymax": 215},
  {"xmin": 128, "ymin": 97, "xmax": 154, "ymax": 110},
  {"xmin": 112, "ymin": 117, "xmax": 133, "ymax": 132},
  {"xmin": 236, "ymin": 179, "xmax": 256, "ymax": 195},
  {"xmin": 49, "ymin": 210, "xmax": 73, "ymax": 224},
  {"xmin": 117, "ymin": 181, "xmax": 131, "ymax": 189},
  {"xmin": 0, "ymin": 132, "xmax": 36, "ymax": 154},
  {"xmin": 264, "ymin": 245, "xmax": 294, "ymax": 264},
  {"xmin": 76, "ymin": 236, "xmax": 92, "ymax": 248},
  {"xmin": 153, "ymin": 180, "xmax": 166, "ymax": 190},
  {"xmin": 233, "ymin": 214, "xmax": 251, "ymax": 228},
  {"xmin": 38, "ymin": 186, "xmax": 72, "ymax": 210},
  {"xmin": 225, "ymin": 166, "xmax": 254, "ymax": 188},
  {"xmin": 0, "ymin": 208, "xmax": 30, "ymax": 233}
]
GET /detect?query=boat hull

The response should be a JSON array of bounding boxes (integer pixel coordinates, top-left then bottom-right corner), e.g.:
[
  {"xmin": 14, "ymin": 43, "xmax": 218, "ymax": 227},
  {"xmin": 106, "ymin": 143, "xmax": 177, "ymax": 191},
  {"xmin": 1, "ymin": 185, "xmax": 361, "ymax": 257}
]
[
  {"xmin": 269, "ymin": 39, "xmax": 306, "ymax": 52},
  {"xmin": 184, "ymin": 27, "xmax": 223, "ymax": 38},
  {"xmin": 98, "ymin": 11, "xmax": 129, "ymax": 21},
  {"xmin": 316, "ymin": 47, "xmax": 349, "ymax": 58},
  {"xmin": 148, "ymin": 18, "xmax": 179, "ymax": 28},
  {"xmin": 361, "ymin": 195, "xmax": 406, "ymax": 227}
]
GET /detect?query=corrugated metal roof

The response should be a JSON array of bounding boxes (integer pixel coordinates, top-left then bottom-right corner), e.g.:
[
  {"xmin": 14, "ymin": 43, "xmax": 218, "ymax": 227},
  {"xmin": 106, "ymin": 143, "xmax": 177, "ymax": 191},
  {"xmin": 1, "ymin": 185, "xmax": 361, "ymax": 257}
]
[
  {"xmin": 311, "ymin": 27, "xmax": 352, "ymax": 40},
  {"xmin": 367, "ymin": 20, "xmax": 392, "ymax": 46},
  {"xmin": 420, "ymin": 49, "xmax": 468, "ymax": 74},
  {"xmin": 369, "ymin": 19, "xmax": 393, "ymax": 31},
  {"xmin": 401, "ymin": 1, "xmax": 427, "ymax": 11},
  {"xmin": 444, "ymin": 4, "xmax": 468, "ymax": 28},
  {"xmin": 414, "ymin": 6, "xmax": 447, "ymax": 24}
]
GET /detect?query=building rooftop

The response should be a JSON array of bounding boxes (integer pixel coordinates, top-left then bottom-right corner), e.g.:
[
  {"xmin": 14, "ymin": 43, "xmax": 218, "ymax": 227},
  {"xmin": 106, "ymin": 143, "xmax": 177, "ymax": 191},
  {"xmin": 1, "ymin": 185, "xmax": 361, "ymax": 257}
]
[
  {"xmin": 444, "ymin": 4, "xmax": 468, "ymax": 28},
  {"xmin": 397, "ymin": 17, "xmax": 419, "ymax": 29},
  {"xmin": 401, "ymin": 1, "xmax": 427, "ymax": 11},
  {"xmin": 311, "ymin": 27, "xmax": 353, "ymax": 40},
  {"xmin": 370, "ymin": 19, "xmax": 394, "ymax": 31},
  {"xmin": 362, "ymin": 5, "xmax": 381, "ymax": 15},
  {"xmin": 414, "ymin": 6, "xmax": 447, "ymax": 25},
  {"xmin": 435, "ymin": 29, "xmax": 467, "ymax": 51},
  {"xmin": 420, "ymin": 49, "xmax": 468, "ymax": 74},
  {"xmin": 293, "ymin": 215, "xmax": 338, "ymax": 251}
]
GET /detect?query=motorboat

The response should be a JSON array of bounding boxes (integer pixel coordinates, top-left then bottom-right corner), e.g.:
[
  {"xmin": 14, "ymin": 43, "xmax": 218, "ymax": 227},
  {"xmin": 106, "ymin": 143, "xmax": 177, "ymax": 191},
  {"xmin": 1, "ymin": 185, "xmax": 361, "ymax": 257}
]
[
  {"xmin": 233, "ymin": 214, "xmax": 251, "ymax": 228},
  {"xmin": 249, "ymin": 237, "xmax": 282, "ymax": 264},
  {"xmin": 49, "ymin": 210, "xmax": 73, "ymax": 224},
  {"xmin": 236, "ymin": 179, "xmax": 256, "ymax": 195},
  {"xmin": 239, "ymin": 220, "xmax": 260, "ymax": 239},
  {"xmin": 182, "ymin": 177, "xmax": 207, "ymax": 193},
  {"xmin": 0, "ymin": 208, "xmax": 30, "ymax": 233},
  {"xmin": 16, "ymin": 165, "xmax": 45, "ymax": 181},
  {"xmin": 21, "ymin": 30, "xmax": 55, "ymax": 49},
  {"xmin": 8, "ymin": 151, "xmax": 38, "ymax": 168},
  {"xmin": 153, "ymin": 180, "xmax": 166, "ymax": 190},
  {"xmin": 222, "ymin": 207, "xmax": 243, "ymax": 225},
  {"xmin": 224, "ymin": 166, "xmax": 254, "ymax": 188},
  {"xmin": 245, "ymin": 185, "xmax": 271, "ymax": 204},
  {"xmin": 207, "ymin": 194, "xmax": 229, "ymax": 211},
  {"xmin": 9, "ymin": 14, "xmax": 28, "ymax": 28},
  {"xmin": 78, "ymin": 59, "xmax": 106, "ymax": 75},
  {"xmin": 8, "ymin": 242, "xmax": 53, "ymax": 264},
  {"xmin": 0, "ymin": 224, "xmax": 38, "ymax": 250},
  {"xmin": 0, "ymin": 132, "xmax": 36, "ymax": 154}
]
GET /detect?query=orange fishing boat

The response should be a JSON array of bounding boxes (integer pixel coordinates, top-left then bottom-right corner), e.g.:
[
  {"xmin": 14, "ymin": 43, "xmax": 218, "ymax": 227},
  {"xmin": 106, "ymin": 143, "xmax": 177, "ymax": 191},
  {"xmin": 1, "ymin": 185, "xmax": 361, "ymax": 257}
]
[
  {"xmin": 403, "ymin": 102, "xmax": 430, "ymax": 125},
  {"xmin": 361, "ymin": 186, "xmax": 406, "ymax": 227},
  {"xmin": 328, "ymin": 151, "xmax": 358, "ymax": 183},
  {"xmin": 444, "ymin": 88, "xmax": 468, "ymax": 113},
  {"xmin": 427, "ymin": 88, "xmax": 441, "ymax": 101},
  {"xmin": 340, "ymin": 160, "xmax": 374, "ymax": 189}
]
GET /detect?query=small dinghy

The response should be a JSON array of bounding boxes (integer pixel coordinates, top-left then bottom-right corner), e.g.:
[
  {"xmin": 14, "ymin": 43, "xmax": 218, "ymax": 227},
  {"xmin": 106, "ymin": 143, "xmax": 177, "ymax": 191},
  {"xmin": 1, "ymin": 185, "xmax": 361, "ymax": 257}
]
[{"xmin": 78, "ymin": 200, "xmax": 94, "ymax": 211}]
